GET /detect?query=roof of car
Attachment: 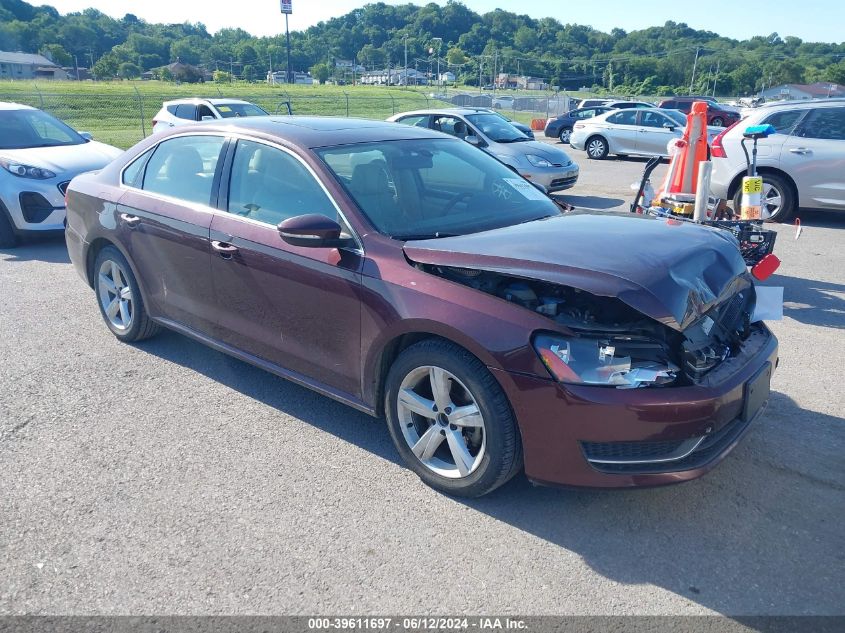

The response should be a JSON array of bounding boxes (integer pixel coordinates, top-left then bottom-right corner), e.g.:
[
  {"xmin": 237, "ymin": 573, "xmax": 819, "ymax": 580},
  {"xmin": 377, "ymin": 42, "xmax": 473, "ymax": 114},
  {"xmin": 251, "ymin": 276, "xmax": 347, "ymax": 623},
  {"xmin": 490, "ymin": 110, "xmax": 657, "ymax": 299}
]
[
  {"xmin": 752, "ymin": 97, "xmax": 845, "ymax": 110},
  {"xmin": 171, "ymin": 116, "xmax": 447, "ymax": 148},
  {"xmin": 162, "ymin": 98, "xmax": 256, "ymax": 106},
  {"xmin": 391, "ymin": 108, "xmax": 501, "ymax": 117},
  {"xmin": 0, "ymin": 102, "xmax": 36, "ymax": 111}
]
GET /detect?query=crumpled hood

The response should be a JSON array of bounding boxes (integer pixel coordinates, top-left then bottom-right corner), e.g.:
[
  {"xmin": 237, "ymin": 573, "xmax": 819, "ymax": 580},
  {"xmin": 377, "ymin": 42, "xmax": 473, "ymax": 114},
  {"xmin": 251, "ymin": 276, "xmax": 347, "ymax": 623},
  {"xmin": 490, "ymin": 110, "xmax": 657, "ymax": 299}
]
[
  {"xmin": 404, "ymin": 213, "xmax": 751, "ymax": 331},
  {"xmin": 0, "ymin": 141, "xmax": 123, "ymax": 176}
]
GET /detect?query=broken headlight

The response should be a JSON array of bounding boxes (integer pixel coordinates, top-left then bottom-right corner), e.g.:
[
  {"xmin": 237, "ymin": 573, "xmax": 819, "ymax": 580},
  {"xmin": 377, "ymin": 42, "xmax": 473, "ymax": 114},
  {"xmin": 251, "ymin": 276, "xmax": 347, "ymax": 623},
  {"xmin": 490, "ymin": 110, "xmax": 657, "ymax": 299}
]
[{"xmin": 533, "ymin": 333, "xmax": 679, "ymax": 388}]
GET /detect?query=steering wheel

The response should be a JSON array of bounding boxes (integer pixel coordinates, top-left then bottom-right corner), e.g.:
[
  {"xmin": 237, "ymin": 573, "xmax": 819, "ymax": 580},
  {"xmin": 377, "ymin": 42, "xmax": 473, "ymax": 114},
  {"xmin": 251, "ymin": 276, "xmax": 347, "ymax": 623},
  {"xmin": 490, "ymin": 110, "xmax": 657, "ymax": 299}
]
[{"xmin": 441, "ymin": 191, "xmax": 473, "ymax": 214}]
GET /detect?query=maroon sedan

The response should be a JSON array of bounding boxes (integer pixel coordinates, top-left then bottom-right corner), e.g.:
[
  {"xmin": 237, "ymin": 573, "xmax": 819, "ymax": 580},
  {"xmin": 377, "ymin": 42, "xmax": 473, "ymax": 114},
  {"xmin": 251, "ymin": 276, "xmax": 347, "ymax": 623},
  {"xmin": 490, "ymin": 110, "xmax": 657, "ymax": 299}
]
[{"xmin": 65, "ymin": 117, "xmax": 777, "ymax": 497}]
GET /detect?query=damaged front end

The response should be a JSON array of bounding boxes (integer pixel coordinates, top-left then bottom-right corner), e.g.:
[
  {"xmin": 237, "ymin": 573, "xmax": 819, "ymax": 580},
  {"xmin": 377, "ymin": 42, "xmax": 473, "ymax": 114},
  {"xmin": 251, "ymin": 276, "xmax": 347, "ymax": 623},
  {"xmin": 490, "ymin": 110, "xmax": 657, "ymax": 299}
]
[{"xmin": 417, "ymin": 264, "xmax": 757, "ymax": 389}]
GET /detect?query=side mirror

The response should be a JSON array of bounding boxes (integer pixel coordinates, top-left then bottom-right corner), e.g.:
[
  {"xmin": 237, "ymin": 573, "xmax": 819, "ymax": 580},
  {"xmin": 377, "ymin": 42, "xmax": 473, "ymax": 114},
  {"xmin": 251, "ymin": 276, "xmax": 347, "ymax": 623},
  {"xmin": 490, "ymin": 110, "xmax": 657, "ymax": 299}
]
[
  {"xmin": 79, "ymin": 131, "xmax": 93, "ymax": 141},
  {"xmin": 201, "ymin": 115, "xmax": 215, "ymax": 122},
  {"xmin": 278, "ymin": 214, "xmax": 354, "ymax": 249},
  {"xmin": 465, "ymin": 135, "xmax": 483, "ymax": 147}
]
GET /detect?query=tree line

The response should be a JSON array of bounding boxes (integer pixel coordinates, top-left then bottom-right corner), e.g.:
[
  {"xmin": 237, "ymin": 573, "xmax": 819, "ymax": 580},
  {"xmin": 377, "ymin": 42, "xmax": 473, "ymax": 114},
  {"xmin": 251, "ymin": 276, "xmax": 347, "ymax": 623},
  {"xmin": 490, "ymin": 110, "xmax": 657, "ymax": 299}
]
[{"xmin": 1, "ymin": 0, "xmax": 844, "ymax": 95}]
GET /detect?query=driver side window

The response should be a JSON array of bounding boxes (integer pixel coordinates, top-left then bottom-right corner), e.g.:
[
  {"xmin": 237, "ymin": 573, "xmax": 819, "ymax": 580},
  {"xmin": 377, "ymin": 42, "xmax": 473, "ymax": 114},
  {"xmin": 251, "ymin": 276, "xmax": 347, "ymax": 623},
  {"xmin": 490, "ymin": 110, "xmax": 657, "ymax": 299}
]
[{"xmin": 226, "ymin": 140, "xmax": 337, "ymax": 226}]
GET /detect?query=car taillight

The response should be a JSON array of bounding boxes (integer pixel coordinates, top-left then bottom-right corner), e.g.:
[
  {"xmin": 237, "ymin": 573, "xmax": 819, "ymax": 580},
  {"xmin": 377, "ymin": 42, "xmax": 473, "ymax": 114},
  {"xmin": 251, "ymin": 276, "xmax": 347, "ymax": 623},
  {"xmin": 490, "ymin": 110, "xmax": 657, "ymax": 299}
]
[
  {"xmin": 710, "ymin": 120, "xmax": 741, "ymax": 158},
  {"xmin": 151, "ymin": 120, "xmax": 157, "ymax": 130}
]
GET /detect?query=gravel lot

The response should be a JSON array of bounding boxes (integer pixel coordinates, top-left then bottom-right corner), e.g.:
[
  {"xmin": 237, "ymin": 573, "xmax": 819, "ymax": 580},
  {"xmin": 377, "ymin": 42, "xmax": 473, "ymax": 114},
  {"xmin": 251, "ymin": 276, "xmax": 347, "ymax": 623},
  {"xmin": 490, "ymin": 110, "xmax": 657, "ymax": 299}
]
[{"xmin": 1, "ymin": 150, "xmax": 843, "ymax": 616}]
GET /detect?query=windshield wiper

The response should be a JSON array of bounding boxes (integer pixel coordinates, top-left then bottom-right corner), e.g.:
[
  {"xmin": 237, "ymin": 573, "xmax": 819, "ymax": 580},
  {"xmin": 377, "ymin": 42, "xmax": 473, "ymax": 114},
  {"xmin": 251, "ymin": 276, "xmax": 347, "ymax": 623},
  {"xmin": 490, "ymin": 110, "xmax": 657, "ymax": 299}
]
[
  {"xmin": 497, "ymin": 137, "xmax": 529, "ymax": 143},
  {"xmin": 396, "ymin": 232, "xmax": 459, "ymax": 241}
]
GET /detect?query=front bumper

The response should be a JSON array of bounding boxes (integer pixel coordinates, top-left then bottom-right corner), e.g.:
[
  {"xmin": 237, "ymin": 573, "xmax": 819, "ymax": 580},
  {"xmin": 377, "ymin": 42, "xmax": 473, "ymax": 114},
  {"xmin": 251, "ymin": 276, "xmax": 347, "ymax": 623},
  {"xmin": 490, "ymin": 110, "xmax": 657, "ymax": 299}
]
[
  {"xmin": 493, "ymin": 325, "xmax": 778, "ymax": 488},
  {"xmin": 522, "ymin": 165, "xmax": 580, "ymax": 192},
  {"xmin": 1, "ymin": 178, "xmax": 69, "ymax": 232}
]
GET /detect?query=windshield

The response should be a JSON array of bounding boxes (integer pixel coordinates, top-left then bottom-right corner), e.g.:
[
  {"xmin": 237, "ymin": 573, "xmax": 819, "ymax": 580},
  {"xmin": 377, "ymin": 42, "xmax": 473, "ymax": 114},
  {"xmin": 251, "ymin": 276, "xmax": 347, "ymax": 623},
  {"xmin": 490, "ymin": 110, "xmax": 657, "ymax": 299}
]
[
  {"xmin": 0, "ymin": 108, "xmax": 85, "ymax": 150},
  {"xmin": 465, "ymin": 113, "xmax": 527, "ymax": 142},
  {"xmin": 317, "ymin": 138, "xmax": 560, "ymax": 240},
  {"xmin": 215, "ymin": 103, "xmax": 268, "ymax": 118}
]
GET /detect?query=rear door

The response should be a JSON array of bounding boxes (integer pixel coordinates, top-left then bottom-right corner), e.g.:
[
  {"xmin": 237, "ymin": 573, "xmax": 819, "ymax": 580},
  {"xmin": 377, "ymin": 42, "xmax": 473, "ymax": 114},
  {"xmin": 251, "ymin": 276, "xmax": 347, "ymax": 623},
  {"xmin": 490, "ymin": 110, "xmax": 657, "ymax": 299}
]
[
  {"xmin": 603, "ymin": 109, "xmax": 639, "ymax": 154},
  {"xmin": 116, "ymin": 133, "xmax": 227, "ymax": 334},
  {"xmin": 780, "ymin": 106, "xmax": 845, "ymax": 209},
  {"xmin": 209, "ymin": 138, "xmax": 364, "ymax": 396}
]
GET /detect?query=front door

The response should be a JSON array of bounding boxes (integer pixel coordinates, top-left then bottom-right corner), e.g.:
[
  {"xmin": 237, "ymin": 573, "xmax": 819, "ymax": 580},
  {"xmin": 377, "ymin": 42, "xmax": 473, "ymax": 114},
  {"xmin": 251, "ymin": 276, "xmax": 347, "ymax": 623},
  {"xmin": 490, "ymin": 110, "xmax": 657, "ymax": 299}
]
[
  {"xmin": 781, "ymin": 106, "xmax": 845, "ymax": 209},
  {"xmin": 637, "ymin": 109, "xmax": 679, "ymax": 156},
  {"xmin": 209, "ymin": 138, "xmax": 364, "ymax": 397}
]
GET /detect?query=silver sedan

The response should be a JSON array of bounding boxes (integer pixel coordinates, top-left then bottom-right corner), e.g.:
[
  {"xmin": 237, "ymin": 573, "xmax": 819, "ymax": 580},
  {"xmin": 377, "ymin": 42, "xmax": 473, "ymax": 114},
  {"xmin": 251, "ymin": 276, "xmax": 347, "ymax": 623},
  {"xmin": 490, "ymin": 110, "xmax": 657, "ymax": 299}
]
[
  {"xmin": 569, "ymin": 108, "xmax": 720, "ymax": 160},
  {"xmin": 388, "ymin": 108, "xmax": 579, "ymax": 192}
]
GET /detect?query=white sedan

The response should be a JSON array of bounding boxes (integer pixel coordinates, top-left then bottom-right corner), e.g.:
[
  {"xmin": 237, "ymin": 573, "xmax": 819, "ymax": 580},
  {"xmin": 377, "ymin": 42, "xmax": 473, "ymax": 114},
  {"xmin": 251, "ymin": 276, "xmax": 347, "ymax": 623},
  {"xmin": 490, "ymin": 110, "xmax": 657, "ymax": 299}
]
[
  {"xmin": 0, "ymin": 102, "xmax": 122, "ymax": 248},
  {"xmin": 569, "ymin": 108, "xmax": 721, "ymax": 160}
]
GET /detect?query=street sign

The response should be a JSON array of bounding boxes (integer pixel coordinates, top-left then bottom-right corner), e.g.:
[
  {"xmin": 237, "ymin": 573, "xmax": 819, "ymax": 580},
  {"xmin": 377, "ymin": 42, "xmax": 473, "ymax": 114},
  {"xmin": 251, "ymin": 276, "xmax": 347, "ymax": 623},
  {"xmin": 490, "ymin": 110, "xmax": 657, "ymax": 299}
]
[{"xmin": 280, "ymin": 0, "xmax": 292, "ymax": 14}]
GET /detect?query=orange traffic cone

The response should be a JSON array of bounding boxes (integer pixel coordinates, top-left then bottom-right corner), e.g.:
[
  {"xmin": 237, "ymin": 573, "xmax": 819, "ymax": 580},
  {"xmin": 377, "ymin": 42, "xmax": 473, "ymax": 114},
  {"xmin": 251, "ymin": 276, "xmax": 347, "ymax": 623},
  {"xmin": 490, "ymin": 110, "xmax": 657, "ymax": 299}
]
[{"xmin": 655, "ymin": 101, "xmax": 710, "ymax": 211}]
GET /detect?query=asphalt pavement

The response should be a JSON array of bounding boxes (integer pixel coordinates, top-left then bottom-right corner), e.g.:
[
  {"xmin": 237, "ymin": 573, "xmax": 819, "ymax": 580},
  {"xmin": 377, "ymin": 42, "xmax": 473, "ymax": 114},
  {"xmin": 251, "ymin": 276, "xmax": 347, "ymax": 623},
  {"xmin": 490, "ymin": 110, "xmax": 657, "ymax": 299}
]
[{"xmin": 1, "ymin": 151, "xmax": 843, "ymax": 616}]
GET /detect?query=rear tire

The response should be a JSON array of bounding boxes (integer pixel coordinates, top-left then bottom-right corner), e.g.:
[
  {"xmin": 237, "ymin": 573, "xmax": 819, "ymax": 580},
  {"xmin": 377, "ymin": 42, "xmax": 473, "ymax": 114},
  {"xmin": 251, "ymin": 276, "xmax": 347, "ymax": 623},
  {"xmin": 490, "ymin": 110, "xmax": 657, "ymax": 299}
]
[
  {"xmin": 559, "ymin": 127, "xmax": 572, "ymax": 144},
  {"xmin": 711, "ymin": 117, "xmax": 725, "ymax": 127},
  {"xmin": 384, "ymin": 339, "xmax": 522, "ymax": 497},
  {"xmin": 585, "ymin": 136, "xmax": 609, "ymax": 160},
  {"xmin": 93, "ymin": 246, "xmax": 160, "ymax": 342},
  {"xmin": 0, "ymin": 202, "xmax": 19, "ymax": 249},
  {"xmin": 732, "ymin": 173, "xmax": 796, "ymax": 223}
]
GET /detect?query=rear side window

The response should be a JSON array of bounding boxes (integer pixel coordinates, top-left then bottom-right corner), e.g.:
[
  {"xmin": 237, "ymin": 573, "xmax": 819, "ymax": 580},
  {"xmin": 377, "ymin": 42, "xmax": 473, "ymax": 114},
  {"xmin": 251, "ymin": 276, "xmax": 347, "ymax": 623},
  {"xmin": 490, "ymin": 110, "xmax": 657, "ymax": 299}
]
[
  {"xmin": 607, "ymin": 110, "xmax": 637, "ymax": 125},
  {"xmin": 173, "ymin": 104, "xmax": 197, "ymax": 120},
  {"xmin": 121, "ymin": 147, "xmax": 154, "ymax": 187},
  {"xmin": 395, "ymin": 114, "xmax": 430, "ymax": 128},
  {"xmin": 796, "ymin": 107, "xmax": 845, "ymax": 141},
  {"xmin": 762, "ymin": 110, "xmax": 805, "ymax": 135},
  {"xmin": 661, "ymin": 101, "xmax": 677, "ymax": 109},
  {"xmin": 141, "ymin": 135, "xmax": 225, "ymax": 206},
  {"xmin": 226, "ymin": 139, "xmax": 337, "ymax": 226}
]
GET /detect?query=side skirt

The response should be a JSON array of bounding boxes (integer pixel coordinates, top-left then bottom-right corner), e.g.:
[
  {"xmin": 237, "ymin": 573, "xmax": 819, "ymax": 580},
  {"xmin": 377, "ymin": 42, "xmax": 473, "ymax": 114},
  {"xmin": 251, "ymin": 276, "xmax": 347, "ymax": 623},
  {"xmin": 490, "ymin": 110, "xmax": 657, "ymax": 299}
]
[{"xmin": 154, "ymin": 317, "xmax": 378, "ymax": 418}]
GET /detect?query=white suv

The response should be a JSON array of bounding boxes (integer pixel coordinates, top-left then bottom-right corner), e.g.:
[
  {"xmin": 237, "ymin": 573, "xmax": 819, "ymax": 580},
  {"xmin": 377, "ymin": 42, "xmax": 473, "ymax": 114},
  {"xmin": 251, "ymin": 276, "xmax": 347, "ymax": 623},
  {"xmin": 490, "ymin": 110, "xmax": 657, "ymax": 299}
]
[
  {"xmin": 151, "ymin": 99, "xmax": 270, "ymax": 134},
  {"xmin": 710, "ymin": 98, "xmax": 845, "ymax": 221}
]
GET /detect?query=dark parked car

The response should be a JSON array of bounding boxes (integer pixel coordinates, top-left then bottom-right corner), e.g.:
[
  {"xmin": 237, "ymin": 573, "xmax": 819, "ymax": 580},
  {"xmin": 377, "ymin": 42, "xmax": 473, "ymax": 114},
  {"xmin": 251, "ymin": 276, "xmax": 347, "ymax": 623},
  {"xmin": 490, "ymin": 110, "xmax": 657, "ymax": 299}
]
[
  {"xmin": 66, "ymin": 117, "xmax": 777, "ymax": 497},
  {"xmin": 544, "ymin": 106, "xmax": 612, "ymax": 143},
  {"xmin": 658, "ymin": 97, "xmax": 741, "ymax": 127}
]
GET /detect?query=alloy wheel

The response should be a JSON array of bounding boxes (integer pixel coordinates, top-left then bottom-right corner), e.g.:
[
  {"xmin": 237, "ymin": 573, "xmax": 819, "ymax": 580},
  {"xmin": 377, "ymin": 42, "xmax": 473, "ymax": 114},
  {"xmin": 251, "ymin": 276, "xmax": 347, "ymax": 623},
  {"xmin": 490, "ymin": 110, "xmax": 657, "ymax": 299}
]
[
  {"xmin": 587, "ymin": 138, "xmax": 607, "ymax": 159},
  {"xmin": 560, "ymin": 128, "xmax": 572, "ymax": 144},
  {"xmin": 396, "ymin": 365, "xmax": 486, "ymax": 478},
  {"xmin": 760, "ymin": 182, "xmax": 783, "ymax": 220},
  {"xmin": 97, "ymin": 259, "xmax": 134, "ymax": 330}
]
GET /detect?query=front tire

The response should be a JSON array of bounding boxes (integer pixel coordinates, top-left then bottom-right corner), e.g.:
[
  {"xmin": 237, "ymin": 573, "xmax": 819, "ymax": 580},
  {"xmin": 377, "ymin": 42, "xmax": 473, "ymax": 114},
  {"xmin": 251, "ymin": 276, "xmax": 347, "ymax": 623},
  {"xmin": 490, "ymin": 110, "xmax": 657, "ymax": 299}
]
[
  {"xmin": 711, "ymin": 117, "xmax": 725, "ymax": 127},
  {"xmin": 94, "ymin": 246, "xmax": 160, "ymax": 342},
  {"xmin": 0, "ymin": 202, "xmax": 19, "ymax": 249},
  {"xmin": 732, "ymin": 173, "xmax": 796, "ymax": 222},
  {"xmin": 385, "ymin": 339, "xmax": 522, "ymax": 497},
  {"xmin": 585, "ymin": 135, "xmax": 609, "ymax": 160}
]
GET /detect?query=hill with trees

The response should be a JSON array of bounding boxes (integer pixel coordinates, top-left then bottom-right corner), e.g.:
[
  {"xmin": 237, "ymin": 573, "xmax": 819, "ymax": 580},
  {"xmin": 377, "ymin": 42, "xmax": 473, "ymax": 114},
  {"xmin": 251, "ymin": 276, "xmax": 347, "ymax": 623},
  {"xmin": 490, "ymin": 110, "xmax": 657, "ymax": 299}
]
[{"xmin": 1, "ymin": 0, "xmax": 844, "ymax": 95}]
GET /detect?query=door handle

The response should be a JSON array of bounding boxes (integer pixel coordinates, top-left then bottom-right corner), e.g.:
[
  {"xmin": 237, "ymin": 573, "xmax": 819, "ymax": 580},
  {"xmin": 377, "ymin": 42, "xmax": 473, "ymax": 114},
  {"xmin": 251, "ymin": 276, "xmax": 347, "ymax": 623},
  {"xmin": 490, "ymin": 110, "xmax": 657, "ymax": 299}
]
[
  {"xmin": 789, "ymin": 148, "xmax": 811, "ymax": 154},
  {"xmin": 211, "ymin": 240, "xmax": 239, "ymax": 258},
  {"xmin": 119, "ymin": 213, "xmax": 140, "ymax": 227}
]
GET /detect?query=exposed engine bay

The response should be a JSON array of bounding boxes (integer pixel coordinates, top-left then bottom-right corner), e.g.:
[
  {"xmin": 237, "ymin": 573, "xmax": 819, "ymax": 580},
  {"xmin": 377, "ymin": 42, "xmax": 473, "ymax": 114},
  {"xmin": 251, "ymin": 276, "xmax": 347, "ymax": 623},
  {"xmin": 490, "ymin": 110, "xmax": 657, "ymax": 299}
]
[{"xmin": 420, "ymin": 264, "xmax": 757, "ymax": 388}]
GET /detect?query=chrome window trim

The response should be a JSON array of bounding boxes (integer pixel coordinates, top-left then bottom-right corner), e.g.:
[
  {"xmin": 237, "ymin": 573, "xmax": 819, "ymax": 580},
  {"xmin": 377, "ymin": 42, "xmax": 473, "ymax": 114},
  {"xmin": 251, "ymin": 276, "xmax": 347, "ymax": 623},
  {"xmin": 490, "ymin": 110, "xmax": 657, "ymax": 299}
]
[{"xmin": 117, "ymin": 131, "xmax": 364, "ymax": 255}]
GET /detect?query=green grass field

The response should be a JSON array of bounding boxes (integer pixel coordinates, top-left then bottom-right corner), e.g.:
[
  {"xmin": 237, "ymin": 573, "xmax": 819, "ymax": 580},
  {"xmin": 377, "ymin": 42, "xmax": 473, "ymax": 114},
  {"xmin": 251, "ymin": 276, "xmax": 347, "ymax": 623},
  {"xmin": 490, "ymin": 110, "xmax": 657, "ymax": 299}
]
[{"xmin": 0, "ymin": 80, "xmax": 551, "ymax": 148}]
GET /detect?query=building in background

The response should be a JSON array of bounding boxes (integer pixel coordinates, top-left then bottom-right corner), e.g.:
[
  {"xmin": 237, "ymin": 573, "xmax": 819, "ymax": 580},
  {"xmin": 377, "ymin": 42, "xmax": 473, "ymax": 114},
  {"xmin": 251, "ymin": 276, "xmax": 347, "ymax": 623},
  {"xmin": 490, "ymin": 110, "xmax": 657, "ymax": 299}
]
[
  {"xmin": 495, "ymin": 73, "xmax": 549, "ymax": 91},
  {"xmin": 759, "ymin": 83, "xmax": 844, "ymax": 101},
  {"xmin": 0, "ymin": 51, "xmax": 67, "ymax": 80}
]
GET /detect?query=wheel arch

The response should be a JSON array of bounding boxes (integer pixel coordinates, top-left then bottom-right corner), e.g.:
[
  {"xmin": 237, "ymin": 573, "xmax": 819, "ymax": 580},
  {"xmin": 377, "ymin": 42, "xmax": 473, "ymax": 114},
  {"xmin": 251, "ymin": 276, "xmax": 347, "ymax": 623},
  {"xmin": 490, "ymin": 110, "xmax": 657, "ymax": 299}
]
[
  {"xmin": 84, "ymin": 237, "xmax": 153, "ymax": 310},
  {"xmin": 365, "ymin": 326, "xmax": 502, "ymax": 418},
  {"xmin": 727, "ymin": 166, "xmax": 799, "ymax": 204}
]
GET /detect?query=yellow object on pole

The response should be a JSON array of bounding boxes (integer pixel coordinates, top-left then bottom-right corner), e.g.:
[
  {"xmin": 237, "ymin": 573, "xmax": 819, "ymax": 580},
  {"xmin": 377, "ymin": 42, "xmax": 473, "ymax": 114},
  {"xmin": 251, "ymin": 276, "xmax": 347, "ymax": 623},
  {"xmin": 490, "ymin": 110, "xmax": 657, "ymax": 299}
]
[{"xmin": 740, "ymin": 176, "xmax": 763, "ymax": 220}]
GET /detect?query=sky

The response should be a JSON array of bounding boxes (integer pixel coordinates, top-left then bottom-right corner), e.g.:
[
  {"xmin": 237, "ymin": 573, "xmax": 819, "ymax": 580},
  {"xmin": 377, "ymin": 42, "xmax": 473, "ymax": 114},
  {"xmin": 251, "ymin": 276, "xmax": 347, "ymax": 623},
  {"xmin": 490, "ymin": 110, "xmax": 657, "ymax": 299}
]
[{"xmin": 42, "ymin": 0, "xmax": 845, "ymax": 44}]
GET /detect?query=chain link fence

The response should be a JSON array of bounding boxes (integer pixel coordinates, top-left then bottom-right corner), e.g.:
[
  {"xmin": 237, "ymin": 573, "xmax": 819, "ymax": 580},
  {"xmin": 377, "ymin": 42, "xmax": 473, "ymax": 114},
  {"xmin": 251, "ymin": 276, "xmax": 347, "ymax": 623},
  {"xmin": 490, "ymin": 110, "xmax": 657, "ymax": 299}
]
[{"xmin": 0, "ymin": 85, "xmax": 445, "ymax": 149}]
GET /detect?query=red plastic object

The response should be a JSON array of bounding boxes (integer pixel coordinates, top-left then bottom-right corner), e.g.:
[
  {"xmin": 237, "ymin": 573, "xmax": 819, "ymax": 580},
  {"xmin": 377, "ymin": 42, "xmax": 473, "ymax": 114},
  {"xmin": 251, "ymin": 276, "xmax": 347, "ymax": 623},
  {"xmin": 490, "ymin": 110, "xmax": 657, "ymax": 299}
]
[{"xmin": 751, "ymin": 253, "xmax": 780, "ymax": 281}]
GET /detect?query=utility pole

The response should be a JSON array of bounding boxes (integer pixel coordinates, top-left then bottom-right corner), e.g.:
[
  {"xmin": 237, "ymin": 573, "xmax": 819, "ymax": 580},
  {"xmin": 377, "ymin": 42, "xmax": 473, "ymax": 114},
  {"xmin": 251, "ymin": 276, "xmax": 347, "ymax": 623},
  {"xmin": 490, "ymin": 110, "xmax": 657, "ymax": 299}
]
[
  {"xmin": 689, "ymin": 46, "xmax": 700, "ymax": 95},
  {"xmin": 229, "ymin": 57, "xmax": 233, "ymax": 83},
  {"xmin": 433, "ymin": 37, "xmax": 442, "ymax": 89},
  {"xmin": 493, "ymin": 48, "xmax": 497, "ymax": 95},
  {"xmin": 478, "ymin": 57, "xmax": 482, "ymax": 94},
  {"xmin": 608, "ymin": 61, "xmax": 613, "ymax": 92},
  {"xmin": 712, "ymin": 59, "xmax": 720, "ymax": 97},
  {"xmin": 403, "ymin": 33, "xmax": 408, "ymax": 86},
  {"xmin": 280, "ymin": 0, "xmax": 293, "ymax": 83}
]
